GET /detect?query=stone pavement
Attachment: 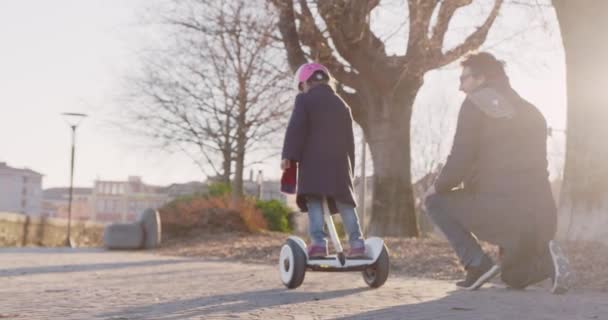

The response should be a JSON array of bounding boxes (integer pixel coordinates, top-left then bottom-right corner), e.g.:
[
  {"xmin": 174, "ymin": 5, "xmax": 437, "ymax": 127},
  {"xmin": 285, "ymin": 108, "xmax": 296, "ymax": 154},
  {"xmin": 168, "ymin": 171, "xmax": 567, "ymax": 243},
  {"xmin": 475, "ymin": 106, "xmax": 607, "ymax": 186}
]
[{"xmin": 1, "ymin": 248, "xmax": 607, "ymax": 320}]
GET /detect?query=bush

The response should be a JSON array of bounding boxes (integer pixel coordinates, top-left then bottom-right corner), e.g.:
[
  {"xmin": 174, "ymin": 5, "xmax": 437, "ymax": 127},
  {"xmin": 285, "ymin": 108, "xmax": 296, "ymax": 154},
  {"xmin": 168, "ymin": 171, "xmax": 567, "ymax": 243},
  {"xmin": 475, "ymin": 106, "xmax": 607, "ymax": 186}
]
[
  {"xmin": 208, "ymin": 182, "xmax": 231, "ymax": 197},
  {"xmin": 159, "ymin": 194, "xmax": 267, "ymax": 237},
  {"xmin": 255, "ymin": 199, "xmax": 293, "ymax": 233}
]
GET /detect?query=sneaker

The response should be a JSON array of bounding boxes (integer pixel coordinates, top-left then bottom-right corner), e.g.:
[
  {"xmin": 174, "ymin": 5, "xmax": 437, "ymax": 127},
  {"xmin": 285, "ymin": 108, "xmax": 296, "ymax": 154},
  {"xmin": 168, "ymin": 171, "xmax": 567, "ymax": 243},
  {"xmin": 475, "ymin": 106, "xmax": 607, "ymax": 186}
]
[
  {"xmin": 347, "ymin": 246, "xmax": 367, "ymax": 259},
  {"xmin": 467, "ymin": 265, "xmax": 501, "ymax": 290},
  {"xmin": 549, "ymin": 240, "xmax": 573, "ymax": 294},
  {"xmin": 307, "ymin": 244, "xmax": 328, "ymax": 258},
  {"xmin": 456, "ymin": 256, "xmax": 500, "ymax": 290}
]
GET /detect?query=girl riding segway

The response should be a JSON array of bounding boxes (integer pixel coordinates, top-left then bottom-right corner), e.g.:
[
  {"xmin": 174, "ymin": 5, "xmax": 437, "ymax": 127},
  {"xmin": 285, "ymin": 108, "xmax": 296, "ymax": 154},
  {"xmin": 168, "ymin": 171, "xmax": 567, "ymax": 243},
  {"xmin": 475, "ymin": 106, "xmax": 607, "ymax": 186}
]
[{"xmin": 278, "ymin": 62, "xmax": 389, "ymax": 289}]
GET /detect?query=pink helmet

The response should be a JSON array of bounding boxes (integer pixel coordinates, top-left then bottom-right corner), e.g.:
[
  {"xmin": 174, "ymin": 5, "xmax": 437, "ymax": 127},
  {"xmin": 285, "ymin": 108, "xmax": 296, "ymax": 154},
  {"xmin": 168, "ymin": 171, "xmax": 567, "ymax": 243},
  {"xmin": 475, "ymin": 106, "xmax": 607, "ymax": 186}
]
[{"xmin": 294, "ymin": 62, "xmax": 330, "ymax": 90}]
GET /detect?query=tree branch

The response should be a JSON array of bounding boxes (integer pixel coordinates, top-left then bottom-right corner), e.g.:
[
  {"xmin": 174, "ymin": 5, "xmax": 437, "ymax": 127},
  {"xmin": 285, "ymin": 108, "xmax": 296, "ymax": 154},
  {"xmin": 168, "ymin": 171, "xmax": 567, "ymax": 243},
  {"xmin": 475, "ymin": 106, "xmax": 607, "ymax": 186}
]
[
  {"xmin": 434, "ymin": 0, "xmax": 504, "ymax": 69},
  {"xmin": 269, "ymin": 0, "xmax": 307, "ymax": 71}
]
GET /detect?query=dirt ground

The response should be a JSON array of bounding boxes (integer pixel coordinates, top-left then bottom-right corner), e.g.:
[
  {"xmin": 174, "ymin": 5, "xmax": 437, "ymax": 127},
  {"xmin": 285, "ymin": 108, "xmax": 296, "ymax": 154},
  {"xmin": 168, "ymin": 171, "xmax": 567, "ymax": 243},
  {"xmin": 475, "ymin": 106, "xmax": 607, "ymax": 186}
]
[{"xmin": 157, "ymin": 230, "xmax": 608, "ymax": 292}]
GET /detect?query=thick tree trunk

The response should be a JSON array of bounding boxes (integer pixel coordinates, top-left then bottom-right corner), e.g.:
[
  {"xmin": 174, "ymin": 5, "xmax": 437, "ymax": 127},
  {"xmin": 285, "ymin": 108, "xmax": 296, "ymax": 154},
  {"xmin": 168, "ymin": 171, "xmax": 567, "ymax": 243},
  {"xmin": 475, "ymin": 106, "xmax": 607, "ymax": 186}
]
[
  {"xmin": 362, "ymin": 85, "xmax": 420, "ymax": 237},
  {"xmin": 554, "ymin": 1, "xmax": 608, "ymax": 243}
]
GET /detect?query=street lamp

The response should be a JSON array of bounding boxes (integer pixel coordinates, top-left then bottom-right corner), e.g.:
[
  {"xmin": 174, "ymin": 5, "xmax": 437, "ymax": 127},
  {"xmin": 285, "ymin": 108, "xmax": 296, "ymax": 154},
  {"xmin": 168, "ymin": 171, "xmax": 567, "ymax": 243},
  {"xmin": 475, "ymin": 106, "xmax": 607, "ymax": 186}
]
[{"xmin": 61, "ymin": 112, "xmax": 87, "ymax": 247}]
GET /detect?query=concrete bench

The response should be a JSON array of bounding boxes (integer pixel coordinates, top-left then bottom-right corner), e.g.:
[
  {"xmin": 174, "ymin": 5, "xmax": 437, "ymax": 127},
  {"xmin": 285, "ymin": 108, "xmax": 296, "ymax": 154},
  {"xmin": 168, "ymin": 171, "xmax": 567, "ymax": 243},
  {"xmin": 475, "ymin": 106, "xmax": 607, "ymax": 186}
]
[
  {"xmin": 103, "ymin": 209, "xmax": 162, "ymax": 250},
  {"xmin": 103, "ymin": 223, "xmax": 144, "ymax": 249}
]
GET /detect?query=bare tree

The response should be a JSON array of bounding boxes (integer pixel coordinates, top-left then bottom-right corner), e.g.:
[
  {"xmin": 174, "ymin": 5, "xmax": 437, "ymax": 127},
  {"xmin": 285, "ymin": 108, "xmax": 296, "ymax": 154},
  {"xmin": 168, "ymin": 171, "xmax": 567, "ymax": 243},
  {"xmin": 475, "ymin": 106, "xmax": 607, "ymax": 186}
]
[
  {"xmin": 125, "ymin": 0, "xmax": 291, "ymax": 198},
  {"xmin": 270, "ymin": 0, "xmax": 503, "ymax": 237},
  {"xmin": 553, "ymin": 0, "xmax": 608, "ymax": 242}
]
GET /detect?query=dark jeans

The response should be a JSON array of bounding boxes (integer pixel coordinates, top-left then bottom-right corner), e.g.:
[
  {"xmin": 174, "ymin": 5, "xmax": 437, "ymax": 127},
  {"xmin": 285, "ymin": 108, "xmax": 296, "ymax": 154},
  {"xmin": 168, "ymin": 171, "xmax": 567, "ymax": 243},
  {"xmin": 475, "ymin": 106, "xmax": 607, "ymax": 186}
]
[
  {"xmin": 425, "ymin": 191, "xmax": 486, "ymax": 269},
  {"xmin": 425, "ymin": 190, "xmax": 553, "ymax": 287}
]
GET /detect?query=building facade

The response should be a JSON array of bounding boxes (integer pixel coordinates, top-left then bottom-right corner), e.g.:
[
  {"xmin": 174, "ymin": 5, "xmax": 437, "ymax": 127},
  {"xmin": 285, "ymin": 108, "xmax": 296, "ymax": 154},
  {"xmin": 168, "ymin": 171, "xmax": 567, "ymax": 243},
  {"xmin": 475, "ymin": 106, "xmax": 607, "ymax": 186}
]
[
  {"xmin": 0, "ymin": 162, "xmax": 43, "ymax": 215},
  {"xmin": 91, "ymin": 176, "xmax": 168, "ymax": 222},
  {"xmin": 42, "ymin": 187, "xmax": 93, "ymax": 220}
]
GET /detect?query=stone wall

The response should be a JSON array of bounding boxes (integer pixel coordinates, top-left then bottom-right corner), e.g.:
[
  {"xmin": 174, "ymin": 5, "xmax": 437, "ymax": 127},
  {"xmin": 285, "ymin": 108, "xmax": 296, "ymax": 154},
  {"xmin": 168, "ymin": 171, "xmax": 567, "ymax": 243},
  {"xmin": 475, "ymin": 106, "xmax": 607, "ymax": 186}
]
[{"xmin": 0, "ymin": 212, "xmax": 104, "ymax": 247}]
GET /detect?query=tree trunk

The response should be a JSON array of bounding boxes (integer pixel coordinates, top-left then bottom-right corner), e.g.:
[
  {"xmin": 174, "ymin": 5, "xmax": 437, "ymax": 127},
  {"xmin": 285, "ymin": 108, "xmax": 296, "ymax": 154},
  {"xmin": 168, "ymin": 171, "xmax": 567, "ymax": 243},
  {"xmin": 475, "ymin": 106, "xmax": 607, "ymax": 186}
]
[
  {"xmin": 221, "ymin": 149, "xmax": 231, "ymax": 184},
  {"xmin": 362, "ymin": 84, "xmax": 420, "ymax": 237},
  {"xmin": 554, "ymin": 1, "xmax": 608, "ymax": 243},
  {"xmin": 221, "ymin": 112, "xmax": 232, "ymax": 184},
  {"xmin": 232, "ymin": 143, "xmax": 245, "ymax": 204},
  {"xmin": 231, "ymin": 79, "xmax": 247, "ymax": 204}
]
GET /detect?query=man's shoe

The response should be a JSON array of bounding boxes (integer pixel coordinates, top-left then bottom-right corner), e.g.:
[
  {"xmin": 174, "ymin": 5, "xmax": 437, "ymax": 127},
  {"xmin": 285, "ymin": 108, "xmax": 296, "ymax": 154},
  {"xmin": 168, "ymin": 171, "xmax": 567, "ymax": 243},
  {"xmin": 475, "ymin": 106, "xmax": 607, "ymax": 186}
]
[
  {"xmin": 307, "ymin": 244, "xmax": 328, "ymax": 258},
  {"xmin": 456, "ymin": 256, "xmax": 500, "ymax": 290},
  {"xmin": 549, "ymin": 240, "xmax": 573, "ymax": 294},
  {"xmin": 456, "ymin": 270, "xmax": 479, "ymax": 288},
  {"xmin": 468, "ymin": 265, "xmax": 501, "ymax": 290}
]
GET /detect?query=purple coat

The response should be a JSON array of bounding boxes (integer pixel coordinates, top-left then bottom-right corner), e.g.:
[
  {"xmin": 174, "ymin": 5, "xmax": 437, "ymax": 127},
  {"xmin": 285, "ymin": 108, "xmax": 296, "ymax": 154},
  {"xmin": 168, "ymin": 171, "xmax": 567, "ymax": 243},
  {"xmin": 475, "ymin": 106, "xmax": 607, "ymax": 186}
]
[{"xmin": 281, "ymin": 84, "xmax": 357, "ymax": 212}]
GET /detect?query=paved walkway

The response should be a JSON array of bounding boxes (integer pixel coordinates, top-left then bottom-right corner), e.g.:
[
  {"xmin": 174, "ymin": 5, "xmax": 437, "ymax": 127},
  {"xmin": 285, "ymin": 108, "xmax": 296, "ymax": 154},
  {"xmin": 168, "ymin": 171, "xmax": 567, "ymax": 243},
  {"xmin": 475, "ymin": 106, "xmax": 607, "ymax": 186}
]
[{"xmin": 1, "ymin": 248, "xmax": 607, "ymax": 319}]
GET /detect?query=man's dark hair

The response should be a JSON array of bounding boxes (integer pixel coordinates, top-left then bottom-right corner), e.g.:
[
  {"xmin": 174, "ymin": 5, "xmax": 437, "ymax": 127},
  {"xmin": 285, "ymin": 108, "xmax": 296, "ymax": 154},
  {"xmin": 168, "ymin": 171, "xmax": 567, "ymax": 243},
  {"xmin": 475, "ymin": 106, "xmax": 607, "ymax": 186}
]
[{"xmin": 461, "ymin": 52, "xmax": 507, "ymax": 81}]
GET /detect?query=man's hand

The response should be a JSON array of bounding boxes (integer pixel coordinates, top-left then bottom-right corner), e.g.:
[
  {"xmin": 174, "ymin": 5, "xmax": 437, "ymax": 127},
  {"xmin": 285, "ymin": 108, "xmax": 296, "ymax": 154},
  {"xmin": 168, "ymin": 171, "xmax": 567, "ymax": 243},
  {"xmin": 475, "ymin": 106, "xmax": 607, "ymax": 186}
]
[{"xmin": 281, "ymin": 159, "xmax": 291, "ymax": 171}]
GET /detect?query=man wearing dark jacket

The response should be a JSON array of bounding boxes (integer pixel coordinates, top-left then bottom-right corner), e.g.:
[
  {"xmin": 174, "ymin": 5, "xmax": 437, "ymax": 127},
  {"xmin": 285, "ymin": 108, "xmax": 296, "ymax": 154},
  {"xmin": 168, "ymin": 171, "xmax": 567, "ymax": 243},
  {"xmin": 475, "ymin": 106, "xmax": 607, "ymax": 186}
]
[{"xmin": 424, "ymin": 52, "xmax": 572, "ymax": 293}]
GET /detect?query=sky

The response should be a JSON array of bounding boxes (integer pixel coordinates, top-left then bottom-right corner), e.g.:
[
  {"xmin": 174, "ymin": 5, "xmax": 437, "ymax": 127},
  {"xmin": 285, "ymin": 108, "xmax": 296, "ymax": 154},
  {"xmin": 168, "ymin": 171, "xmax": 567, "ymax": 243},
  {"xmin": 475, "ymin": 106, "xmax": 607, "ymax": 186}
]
[
  {"xmin": 0, "ymin": 1, "xmax": 566, "ymax": 189},
  {"xmin": 0, "ymin": 0, "xmax": 208, "ymax": 188}
]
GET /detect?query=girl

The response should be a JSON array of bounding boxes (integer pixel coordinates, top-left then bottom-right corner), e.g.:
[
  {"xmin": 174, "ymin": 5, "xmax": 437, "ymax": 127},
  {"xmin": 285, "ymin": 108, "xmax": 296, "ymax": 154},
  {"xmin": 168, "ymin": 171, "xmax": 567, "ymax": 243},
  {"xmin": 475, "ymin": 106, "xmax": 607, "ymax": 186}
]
[{"xmin": 281, "ymin": 63, "xmax": 365, "ymax": 258}]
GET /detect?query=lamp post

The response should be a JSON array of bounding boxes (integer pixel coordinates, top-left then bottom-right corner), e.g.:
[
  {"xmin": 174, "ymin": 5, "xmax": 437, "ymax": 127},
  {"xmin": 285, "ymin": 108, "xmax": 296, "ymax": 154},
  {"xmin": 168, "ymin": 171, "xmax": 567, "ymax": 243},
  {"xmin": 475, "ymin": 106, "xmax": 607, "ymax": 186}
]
[{"xmin": 61, "ymin": 112, "xmax": 87, "ymax": 247}]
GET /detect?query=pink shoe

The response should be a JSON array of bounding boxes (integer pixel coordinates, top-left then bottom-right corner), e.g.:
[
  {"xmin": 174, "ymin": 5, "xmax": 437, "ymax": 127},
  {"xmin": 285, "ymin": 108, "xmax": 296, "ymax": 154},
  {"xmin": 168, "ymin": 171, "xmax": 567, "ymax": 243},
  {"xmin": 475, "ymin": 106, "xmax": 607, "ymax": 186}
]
[
  {"xmin": 347, "ymin": 246, "xmax": 367, "ymax": 258},
  {"xmin": 307, "ymin": 244, "xmax": 328, "ymax": 258}
]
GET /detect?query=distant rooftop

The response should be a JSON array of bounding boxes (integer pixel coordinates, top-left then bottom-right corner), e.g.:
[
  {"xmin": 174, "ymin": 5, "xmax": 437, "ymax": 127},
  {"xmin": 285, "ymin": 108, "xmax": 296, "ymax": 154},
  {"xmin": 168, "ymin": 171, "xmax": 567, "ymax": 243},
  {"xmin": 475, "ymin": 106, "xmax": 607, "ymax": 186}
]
[{"xmin": 0, "ymin": 161, "xmax": 43, "ymax": 177}]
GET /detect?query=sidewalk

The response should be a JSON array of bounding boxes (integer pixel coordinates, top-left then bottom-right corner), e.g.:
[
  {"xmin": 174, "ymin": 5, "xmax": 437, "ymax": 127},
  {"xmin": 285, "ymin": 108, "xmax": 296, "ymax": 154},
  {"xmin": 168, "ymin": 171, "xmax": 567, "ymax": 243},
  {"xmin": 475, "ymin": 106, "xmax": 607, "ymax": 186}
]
[{"xmin": 1, "ymin": 248, "xmax": 606, "ymax": 319}]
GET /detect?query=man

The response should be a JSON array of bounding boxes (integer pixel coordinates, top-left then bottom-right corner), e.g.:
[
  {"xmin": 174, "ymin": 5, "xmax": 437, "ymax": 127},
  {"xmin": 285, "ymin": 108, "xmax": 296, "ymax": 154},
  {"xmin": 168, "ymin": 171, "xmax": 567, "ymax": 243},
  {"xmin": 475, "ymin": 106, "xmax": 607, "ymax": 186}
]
[{"xmin": 424, "ymin": 52, "xmax": 573, "ymax": 293}]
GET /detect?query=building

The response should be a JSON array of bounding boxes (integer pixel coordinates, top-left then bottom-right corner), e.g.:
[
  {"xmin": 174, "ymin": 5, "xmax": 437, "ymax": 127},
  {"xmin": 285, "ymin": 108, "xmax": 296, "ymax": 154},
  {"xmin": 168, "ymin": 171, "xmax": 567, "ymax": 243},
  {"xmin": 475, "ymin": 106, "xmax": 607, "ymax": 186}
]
[
  {"xmin": 243, "ymin": 179, "xmax": 287, "ymax": 202},
  {"xmin": 42, "ymin": 187, "xmax": 93, "ymax": 220},
  {"xmin": 164, "ymin": 181, "xmax": 207, "ymax": 199},
  {"xmin": 91, "ymin": 176, "xmax": 168, "ymax": 222},
  {"xmin": 42, "ymin": 176, "xmax": 187, "ymax": 223},
  {"xmin": 0, "ymin": 162, "xmax": 43, "ymax": 215}
]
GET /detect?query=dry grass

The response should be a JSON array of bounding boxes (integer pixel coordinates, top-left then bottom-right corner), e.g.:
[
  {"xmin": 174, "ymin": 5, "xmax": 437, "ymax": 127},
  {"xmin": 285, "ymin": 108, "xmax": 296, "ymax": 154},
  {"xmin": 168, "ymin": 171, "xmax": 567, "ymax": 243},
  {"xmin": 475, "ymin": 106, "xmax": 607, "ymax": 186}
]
[
  {"xmin": 158, "ymin": 231, "xmax": 608, "ymax": 292},
  {"xmin": 158, "ymin": 230, "xmax": 285, "ymax": 263},
  {"xmin": 383, "ymin": 237, "xmax": 499, "ymax": 280}
]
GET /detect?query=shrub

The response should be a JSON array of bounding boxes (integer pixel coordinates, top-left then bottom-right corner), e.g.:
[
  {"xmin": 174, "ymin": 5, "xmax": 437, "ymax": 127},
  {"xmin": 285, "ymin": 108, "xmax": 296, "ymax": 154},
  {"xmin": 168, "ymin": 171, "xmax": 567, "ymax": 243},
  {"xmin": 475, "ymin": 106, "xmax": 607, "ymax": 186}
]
[
  {"xmin": 234, "ymin": 196, "xmax": 268, "ymax": 233},
  {"xmin": 207, "ymin": 182, "xmax": 231, "ymax": 197},
  {"xmin": 158, "ymin": 194, "xmax": 267, "ymax": 237},
  {"xmin": 255, "ymin": 199, "xmax": 293, "ymax": 233}
]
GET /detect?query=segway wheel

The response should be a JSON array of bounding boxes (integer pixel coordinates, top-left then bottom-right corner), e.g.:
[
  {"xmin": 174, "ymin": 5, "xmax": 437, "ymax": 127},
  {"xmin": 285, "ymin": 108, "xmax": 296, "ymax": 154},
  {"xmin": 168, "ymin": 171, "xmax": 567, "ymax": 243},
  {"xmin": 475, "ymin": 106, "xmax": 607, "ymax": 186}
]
[
  {"xmin": 362, "ymin": 244, "xmax": 389, "ymax": 288},
  {"xmin": 279, "ymin": 239, "xmax": 307, "ymax": 289}
]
